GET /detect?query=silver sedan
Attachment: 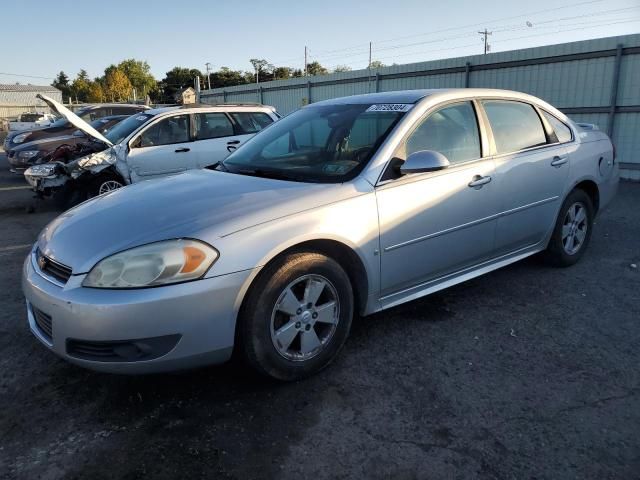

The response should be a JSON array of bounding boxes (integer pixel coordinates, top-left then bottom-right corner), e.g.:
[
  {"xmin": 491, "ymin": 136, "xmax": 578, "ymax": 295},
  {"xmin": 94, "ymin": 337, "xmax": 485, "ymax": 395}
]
[{"xmin": 22, "ymin": 88, "xmax": 619, "ymax": 380}]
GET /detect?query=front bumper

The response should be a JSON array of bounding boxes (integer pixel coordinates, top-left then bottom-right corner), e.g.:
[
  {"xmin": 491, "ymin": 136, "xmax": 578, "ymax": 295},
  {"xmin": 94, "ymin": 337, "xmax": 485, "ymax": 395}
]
[{"xmin": 22, "ymin": 250, "xmax": 254, "ymax": 374}]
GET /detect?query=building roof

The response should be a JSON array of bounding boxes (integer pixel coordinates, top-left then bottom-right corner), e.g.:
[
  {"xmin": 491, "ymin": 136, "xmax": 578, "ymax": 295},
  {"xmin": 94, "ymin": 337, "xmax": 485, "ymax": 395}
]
[{"xmin": 0, "ymin": 84, "xmax": 60, "ymax": 93}]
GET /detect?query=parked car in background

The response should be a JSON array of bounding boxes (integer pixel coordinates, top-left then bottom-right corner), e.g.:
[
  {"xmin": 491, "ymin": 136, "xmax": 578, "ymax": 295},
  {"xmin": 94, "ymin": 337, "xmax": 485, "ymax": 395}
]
[
  {"xmin": 3, "ymin": 103, "xmax": 149, "ymax": 153},
  {"xmin": 25, "ymin": 95, "xmax": 279, "ymax": 200},
  {"xmin": 9, "ymin": 112, "xmax": 58, "ymax": 132},
  {"xmin": 7, "ymin": 115, "xmax": 128, "ymax": 173},
  {"xmin": 22, "ymin": 89, "xmax": 618, "ymax": 380}
]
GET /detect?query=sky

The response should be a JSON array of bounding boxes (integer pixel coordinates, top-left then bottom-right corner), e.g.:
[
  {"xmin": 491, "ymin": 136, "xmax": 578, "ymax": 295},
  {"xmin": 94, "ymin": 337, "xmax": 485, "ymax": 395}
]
[{"xmin": 2, "ymin": 0, "xmax": 639, "ymax": 85}]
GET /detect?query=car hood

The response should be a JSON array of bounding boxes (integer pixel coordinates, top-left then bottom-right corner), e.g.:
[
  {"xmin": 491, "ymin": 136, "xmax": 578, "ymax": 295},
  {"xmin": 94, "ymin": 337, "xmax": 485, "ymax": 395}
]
[
  {"xmin": 11, "ymin": 133, "xmax": 81, "ymax": 152},
  {"xmin": 36, "ymin": 94, "xmax": 113, "ymax": 147},
  {"xmin": 38, "ymin": 169, "xmax": 370, "ymax": 273}
]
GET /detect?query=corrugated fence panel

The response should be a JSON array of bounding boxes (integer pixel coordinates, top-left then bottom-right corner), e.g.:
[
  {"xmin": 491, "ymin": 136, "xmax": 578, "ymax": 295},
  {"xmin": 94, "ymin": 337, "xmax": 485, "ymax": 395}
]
[
  {"xmin": 611, "ymin": 113, "xmax": 640, "ymax": 166},
  {"xmin": 199, "ymin": 33, "xmax": 640, "ymax": 177},
  {"xmin": 618, "ymin": 53, "xmax": 640, "ymax": 107}
]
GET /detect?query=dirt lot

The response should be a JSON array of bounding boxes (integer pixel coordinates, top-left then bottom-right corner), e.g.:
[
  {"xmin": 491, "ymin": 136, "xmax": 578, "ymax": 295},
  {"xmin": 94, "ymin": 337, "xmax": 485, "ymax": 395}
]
[{"xmin": 0, "ymin": 151, "xmax": 639, "ymax": 480}]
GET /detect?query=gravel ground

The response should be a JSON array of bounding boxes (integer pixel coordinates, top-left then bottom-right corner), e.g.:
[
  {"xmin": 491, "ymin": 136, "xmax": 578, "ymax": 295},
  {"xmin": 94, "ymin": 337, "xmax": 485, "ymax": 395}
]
[{"xmin": 0, "ymin": 152, "xmax": 639, "ymax": 479}]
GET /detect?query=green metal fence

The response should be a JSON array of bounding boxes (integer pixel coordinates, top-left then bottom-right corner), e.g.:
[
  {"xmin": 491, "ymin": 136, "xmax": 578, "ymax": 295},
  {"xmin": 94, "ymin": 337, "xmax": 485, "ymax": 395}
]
[{"xmin": 201, "ymin": 33, "xmax": 640, "ymax": 179}]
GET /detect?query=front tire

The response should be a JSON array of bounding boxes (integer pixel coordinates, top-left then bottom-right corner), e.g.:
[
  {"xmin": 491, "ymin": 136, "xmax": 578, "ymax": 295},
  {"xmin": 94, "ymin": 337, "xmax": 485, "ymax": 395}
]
[
  {"xmin": 544, "ymin": 189, "xmax": 594, "ymax": 267},
  {"xmin": 88, "ymin": 173, "xmax": 124, "ymax": 198},
  {"xmin": 238, "ymin": 252, "xmax": 354, "ymax": 381}
]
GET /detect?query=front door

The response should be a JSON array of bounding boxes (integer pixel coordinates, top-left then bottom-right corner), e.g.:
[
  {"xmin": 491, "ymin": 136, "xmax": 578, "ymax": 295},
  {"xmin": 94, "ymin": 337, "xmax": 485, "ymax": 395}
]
[
  {"xmin": 127, "ymin": 114, "xmax": 195, "ymax": 182},
  {"xmin": 376, "ymin": 101, "xmax": 500, "ymax": 301}
]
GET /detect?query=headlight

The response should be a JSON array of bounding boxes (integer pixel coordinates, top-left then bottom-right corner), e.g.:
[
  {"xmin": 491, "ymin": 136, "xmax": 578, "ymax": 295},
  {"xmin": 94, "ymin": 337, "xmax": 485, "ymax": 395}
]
[
  {"xmin": 82, "ymin": 239, "xmax": 219, "ymax": 289},
  {"xmin": 13, "ymin": 132, "xmax": 31, "ymax": 143},
  {"xmin": 25, "ymin": 163, "xmax": 57, "ymax": 177},
  {"xmin": 18, "ymin": 150, "xmax": 40, "ymax": 160}
]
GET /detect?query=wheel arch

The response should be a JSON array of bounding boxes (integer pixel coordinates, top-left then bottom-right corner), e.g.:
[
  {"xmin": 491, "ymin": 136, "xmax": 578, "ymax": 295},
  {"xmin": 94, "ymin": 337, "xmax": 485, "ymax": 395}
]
[
  {"xmin": 569, "ymin": 178, "xmax": 600, "ymax": 214},
  {"xmin": 239, "ymin": 238, "xmax": 370, "ymax": 318}
]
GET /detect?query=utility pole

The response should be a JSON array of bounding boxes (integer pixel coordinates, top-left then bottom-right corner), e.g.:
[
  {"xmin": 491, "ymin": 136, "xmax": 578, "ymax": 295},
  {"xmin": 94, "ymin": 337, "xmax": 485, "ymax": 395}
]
[
  {"xmin": 369, "ymin": 41, "xmax": 372, "ymax": 68},
  {"xmin": 478, "ymin": 29, "xmax": 492, "ymax": 54},
  {"xmin": 304, "ymin": 46, "xmax": 308, "ymax": 76},
  {"xmin": 205, "ymin": 62, "xmax": 212, "ymax": 90}
]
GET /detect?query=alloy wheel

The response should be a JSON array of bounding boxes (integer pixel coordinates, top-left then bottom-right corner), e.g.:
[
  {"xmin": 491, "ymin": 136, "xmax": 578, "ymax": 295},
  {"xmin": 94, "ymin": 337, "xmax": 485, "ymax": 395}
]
[
  {"xmin": 270, "ymin": 274, "xmax": 340, "ymax": 361},
  {"xmin": 98, "ymin": 180, "xmax": 123, "ymax": 195},
  {"xmin": 562, "ymin": 202, "xmax": 588, "ymax": 255}
]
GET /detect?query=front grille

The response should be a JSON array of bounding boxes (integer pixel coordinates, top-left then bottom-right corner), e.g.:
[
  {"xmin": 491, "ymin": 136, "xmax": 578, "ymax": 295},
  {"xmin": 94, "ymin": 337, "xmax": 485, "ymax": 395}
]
[
  {"xmin": 36, "ymin": 249, "xmax": 72, "ymax": 284},
  {"xmin": 32, "ymin": 306, "xmax": 53, "ymax": 342}
]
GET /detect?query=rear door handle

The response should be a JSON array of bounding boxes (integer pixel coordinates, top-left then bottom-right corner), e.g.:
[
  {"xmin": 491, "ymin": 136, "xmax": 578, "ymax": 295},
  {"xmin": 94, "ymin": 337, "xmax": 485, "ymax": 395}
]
[
  {"xmin": 227, "ymin": 140, "xmax": 241, "ymax": 145},
  {"xmin": 468, "ymin": 175, "xmax": 492, "ymax": 189},
  {"xmin": 551, "ymin": 156, "xmax": 567, "ymax": 167},
  {"xmin": 175, "ymin": 148, "xmax": 190, "ymax": 153}
]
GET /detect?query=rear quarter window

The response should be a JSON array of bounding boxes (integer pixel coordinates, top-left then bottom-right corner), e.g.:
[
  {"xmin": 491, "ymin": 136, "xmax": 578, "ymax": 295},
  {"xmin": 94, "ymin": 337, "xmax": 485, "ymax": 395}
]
[{"xmin": 542, "ymin": 110, "xmax": 573, "ymax": 143}]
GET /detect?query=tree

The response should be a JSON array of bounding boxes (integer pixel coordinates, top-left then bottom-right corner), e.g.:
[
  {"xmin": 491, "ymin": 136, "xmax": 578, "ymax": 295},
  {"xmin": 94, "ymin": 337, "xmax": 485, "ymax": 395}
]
[
  {"xmin": 334, "ymin": 65, "xmax": 352, "ymax": 73},
  {"xmin": 52, "ymin": 71, "xmax": 71, "ymax": 100},
  {"xmin": 70, "ymin": 70, "xmax": 91, "ymax": 102},
  {"xmin": 86, "ymin": 82, "xmax": 105, "ymax": 102},
  {"xmin": 104, "ymin": 68, "xmax": 132, "ymax": 101},
  {"xmin": 272, "ymin": 66, "xmax": 294, "ymax": 80},
  {"xmin": 210, "ymin": 67, "xmax": 248, "ymax": 88},
  {"xmin": 249, "ymin": 59, "xmax": 274, "ymax": 83},
  {"xmin": 117, "ymin": 59, "xmax": 156, "ymax": 98},
  {"xmin": 160, "ymin": 67, "xmax": 204, "ymax": 102},
  {"xmin": 368, "ymin": 60, "xmax": 385, "ymax": 69},
  {"xmin": 306, "ymin": 61, "xmax": 328, "ymax": 76}
]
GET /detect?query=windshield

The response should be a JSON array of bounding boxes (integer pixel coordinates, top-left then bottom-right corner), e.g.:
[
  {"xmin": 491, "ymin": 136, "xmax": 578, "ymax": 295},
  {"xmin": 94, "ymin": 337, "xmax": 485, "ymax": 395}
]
[
  {"xmin": 104, "ymin": 113, "xmax": 155, "ymax": 144},
  {"xmin": 222, "ymin": 103, "xmax": 407, "ymax": 183}
]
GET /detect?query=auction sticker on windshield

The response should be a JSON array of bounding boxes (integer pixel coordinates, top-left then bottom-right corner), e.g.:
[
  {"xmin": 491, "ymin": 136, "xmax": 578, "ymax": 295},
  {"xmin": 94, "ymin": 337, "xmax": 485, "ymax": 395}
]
[{"xmin": 365, "ymin": 104, "xmax": 413, "ymax": 112}]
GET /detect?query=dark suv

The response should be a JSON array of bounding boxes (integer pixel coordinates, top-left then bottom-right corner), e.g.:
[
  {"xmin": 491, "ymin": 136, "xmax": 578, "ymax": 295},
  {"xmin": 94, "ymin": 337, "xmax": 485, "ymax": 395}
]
[{"xmin": 3, "ymin": 104, "xmax": 149, "ymax": 155}]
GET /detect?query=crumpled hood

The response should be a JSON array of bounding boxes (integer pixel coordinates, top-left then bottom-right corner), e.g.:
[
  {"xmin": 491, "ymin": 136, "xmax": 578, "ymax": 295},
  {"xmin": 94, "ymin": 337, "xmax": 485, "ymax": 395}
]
[
  {"xmin": 36, "ymin": 94, "xmax": 113, "ymax": 147},
  {"xmin": 38, "ymin": 169, "xmax": 368, "ymax": 273}
]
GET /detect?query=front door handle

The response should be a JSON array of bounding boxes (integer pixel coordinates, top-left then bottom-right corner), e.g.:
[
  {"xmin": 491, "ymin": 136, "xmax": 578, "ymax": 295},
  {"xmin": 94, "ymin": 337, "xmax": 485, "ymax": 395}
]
[
  {"xmin": 468, "ymin": 175, "xmax": 492, "ymax": 189},
  {"xmin": 175, "ymin": 147, "xmax": 190, "ymax": 153},
  {"xmin": 551, "ymin": 156, "xmax": 568, "ymax": 167},
  {"xmin": 227, "ymin": 140, "xmax": 241, "ymax": 145}
]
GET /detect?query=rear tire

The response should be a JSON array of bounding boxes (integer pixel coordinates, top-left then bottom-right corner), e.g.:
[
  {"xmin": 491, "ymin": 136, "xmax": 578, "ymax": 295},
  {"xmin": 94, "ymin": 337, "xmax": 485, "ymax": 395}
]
[
  {"xmin": 238, "ymin": 252, "xmax": 354, "ymax": 381},
  {"xmin": 543, "ymin": 189, "xmax": 594, "ymax": 267}
]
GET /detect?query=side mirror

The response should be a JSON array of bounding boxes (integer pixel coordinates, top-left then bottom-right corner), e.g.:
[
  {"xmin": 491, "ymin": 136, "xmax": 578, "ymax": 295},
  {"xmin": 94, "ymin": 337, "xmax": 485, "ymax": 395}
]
[{"xmin": 399, "ymin": 150, "xmax": 450, "ymax": 175}]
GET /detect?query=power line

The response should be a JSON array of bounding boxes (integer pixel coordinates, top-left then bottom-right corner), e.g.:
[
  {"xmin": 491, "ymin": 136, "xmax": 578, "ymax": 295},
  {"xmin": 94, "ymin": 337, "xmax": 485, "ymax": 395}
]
[
  {"xmin": 361, "ymin": 17, "xmax": 640, "ymax": 66},
  {"xmin": 308, "ymin": 5, "xmax": 639, "ymax": 64},
  {"xmin": 0, "ymin": 71, "xmax": 53, "ymax": 80},
  {"xmin": 307, "ymin": 0, "xmax": 605, "ymax": 58}
]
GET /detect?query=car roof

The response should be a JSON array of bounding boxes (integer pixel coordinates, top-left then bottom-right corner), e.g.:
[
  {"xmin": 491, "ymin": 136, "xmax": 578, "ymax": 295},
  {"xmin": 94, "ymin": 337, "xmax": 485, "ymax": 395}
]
[
  {"xmin": 308, "ymin": 88, "xmax": 545, "ymax": 107},
  {"xmin": 145, "ymin": 103, "xmax": 277, "ymax": 116},
  {"xmin": 79, "ymin": 104, "xmax": 150, "ymax": 110}
]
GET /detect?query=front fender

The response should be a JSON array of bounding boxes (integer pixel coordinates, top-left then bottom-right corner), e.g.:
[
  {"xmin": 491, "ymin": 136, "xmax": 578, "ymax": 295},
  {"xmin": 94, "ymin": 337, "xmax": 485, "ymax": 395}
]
[{"xmin": 205, "ymin": 191, "xmax": 381, "ymax": 314}]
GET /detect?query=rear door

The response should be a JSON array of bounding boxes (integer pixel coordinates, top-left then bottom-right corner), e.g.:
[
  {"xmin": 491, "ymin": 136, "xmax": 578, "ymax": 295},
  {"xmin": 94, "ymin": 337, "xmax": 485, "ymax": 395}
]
[
  {"xmin": 189, "ymin": 112, "xmax": 237, "ymax": 168},
  {"xmin": 189, "ymin": 111, "xmax": 276, "ymax": 168},
  {"xmin": 481, "ymin": 100, "xmax": 570, "ymax": 254},
  {"xmin": 126, "ymin": 113, "xmax": 195, "ymax": 182}
]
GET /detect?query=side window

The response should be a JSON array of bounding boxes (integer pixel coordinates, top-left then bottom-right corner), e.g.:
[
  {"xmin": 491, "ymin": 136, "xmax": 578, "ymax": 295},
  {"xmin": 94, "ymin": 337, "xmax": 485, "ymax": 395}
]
[
  {"xmin": 483, "ymin": 101, "xmax": 547, "ymax": 154},
  {"xmin": 542, "ymin": 111, "xmax": 572, "ymax": 143},
  {"xmin": 113, "ymin": 107, "xmax": 135, "ymax": 115},
  {"xmin": 194, "ymin": 113, "xmax": 234, "ymax": 140},
  {"xmin": 139, "ymin": 115, "xmax": 190, "ymax": 147},
  {"xmin": 230, "ymin": 112, "xmax": 274, "ymax": 134},
  {"xmin": 404, "ymin": 101, "xmax": 481, "ymax": 164}
]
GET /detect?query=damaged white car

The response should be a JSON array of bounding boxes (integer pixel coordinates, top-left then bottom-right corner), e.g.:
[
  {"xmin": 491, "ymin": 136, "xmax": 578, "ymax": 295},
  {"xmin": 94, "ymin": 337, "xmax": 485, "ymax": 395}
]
[{"xmin": 25, "ymin": 95, "xmax": 280, "ymax": 204}]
